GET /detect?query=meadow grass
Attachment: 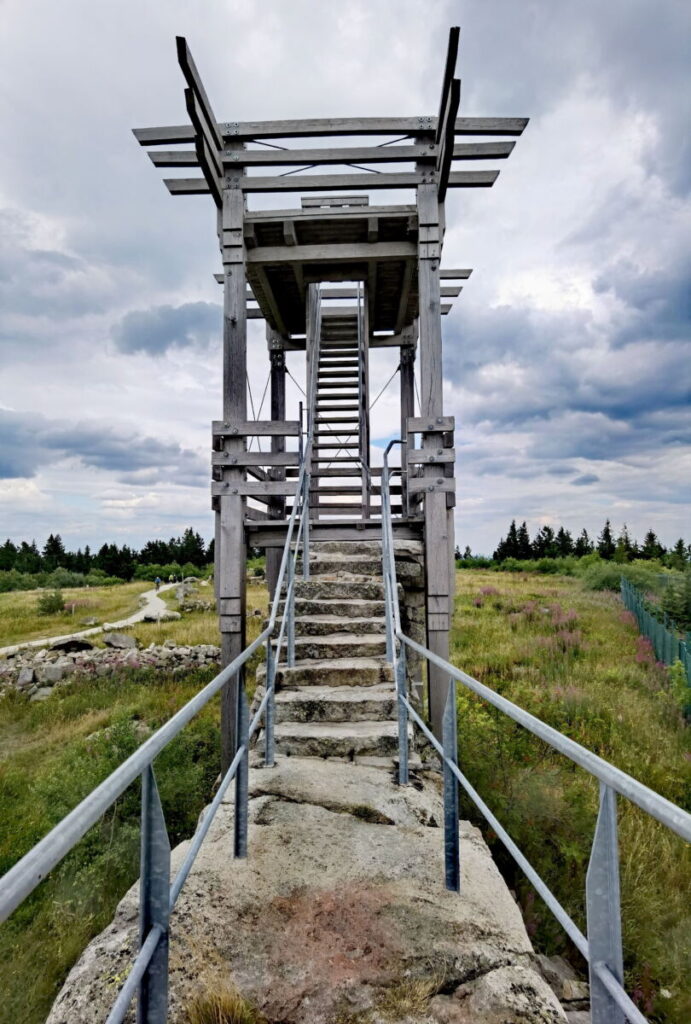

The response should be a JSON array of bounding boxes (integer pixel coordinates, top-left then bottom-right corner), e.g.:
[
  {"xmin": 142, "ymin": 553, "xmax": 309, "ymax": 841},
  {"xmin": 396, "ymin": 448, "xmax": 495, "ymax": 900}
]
[
  {"xmin": 450, "ymin": 569, "xmax": 690, "ymax": 1022},
  {"xmin": 0, "ymin": 667, "xmax": 223, "ymax": 1024},
  {"xmin": 0, "ymin": 579, "xmax": 271, "ymax": 1023},
  {"xmin": 0, "ymin": 581, "xmax": 150, "ymax": 647}
]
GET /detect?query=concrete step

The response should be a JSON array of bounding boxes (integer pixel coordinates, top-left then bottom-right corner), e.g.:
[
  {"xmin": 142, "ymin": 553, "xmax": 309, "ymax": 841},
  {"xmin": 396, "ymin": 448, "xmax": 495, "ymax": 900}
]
[
  {"xmin": 274, "ymin": 634, "xmax": 387, "ymax": 660},
  {"xmin": 294, "ymin": 615, "xmax": 386, "ymax": 637},
  {"xmin": 273, "ymin": 720, "xmax": 407, "ymax": 759},
  {"xmin": 293, "ymin": 579, "xmax": 386, "ymax": 600},
  {"xmin": 275, "ymin": 685, "xmax": 396, "ymax": 724},
  {"xmin": 257, "ymin": 656, "xmax": 393, "ymax": 688}
]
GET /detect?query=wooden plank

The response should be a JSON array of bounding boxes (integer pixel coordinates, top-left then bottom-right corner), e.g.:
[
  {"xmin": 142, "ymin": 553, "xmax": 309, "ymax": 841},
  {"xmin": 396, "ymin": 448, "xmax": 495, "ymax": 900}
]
[
  {"xmin": 247, "ymin": 203, "xmax": 416, "ymax": 220},
  {"xmin": 302, "ymin": 195, "xmax": 369, "ymax": 207},
  {"xmin": 440, "ymin": 285, "xmax": 462, "ymax": 297},
  {"xmin": 212, "ymin": 451, "xmax": 299, "ymax": 467},
  {"xmin": 407, "ymin": 415, "xmax": 455, "ymax": 432},
  {"xmin": 212, "ymin": 419, "xmax": 300, "ymax": 437},
  {"xmin": 185, "ymin": 88, "xmax": 223, "ymax": 179},
  {"xmin": 437, "ymin": 79, "xmax": 461, "ymax": 202},
  {"xmin": 246, "ymin": 241, "xmax": 416, "ymax": 265},
  {"xmin": 440, "ymin": 268, "xmax": 472, "ymax": 279},
  {"xmin": 175, "ymin": 37, "xmax": 223, "ymax": 149},
  {"xmin": 212, "ymin": 481, "xmax": 299, "ymax": 497},
  {"xmin": 219, "ymin": 141, "xmax": 515, "ymax": 166},
  {"xmin": 251, "ymin": 264, "xmax": 289, "ymax": 336},
  {"xmin": 133, "ymin": 116, "xmax": 528, "ymax": 146},
  {"xmin": 436, "ymin": 26, "xmax": 460, "ymax": 143},
  {"xmin": 407, "ymin": 448, "xmax": 455, "ymax": 464},
  {"xmin": 165, "ymin": 170, "xmax": 497, "ymax": 195}
]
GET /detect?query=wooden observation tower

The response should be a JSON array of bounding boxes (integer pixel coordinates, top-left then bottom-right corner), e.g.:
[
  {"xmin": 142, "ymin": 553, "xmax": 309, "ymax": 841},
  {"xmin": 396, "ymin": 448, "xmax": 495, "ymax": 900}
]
[{"xmin": 134, "ymin": 28, "xmax": 527, "ymax": 763}]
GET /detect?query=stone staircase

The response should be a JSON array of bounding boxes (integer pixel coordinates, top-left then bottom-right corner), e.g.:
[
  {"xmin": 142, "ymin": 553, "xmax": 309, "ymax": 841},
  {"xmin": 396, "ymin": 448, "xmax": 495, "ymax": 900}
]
[{"xmin": 259, "ymin": 540, "xmax": 412, "ymax": 764}]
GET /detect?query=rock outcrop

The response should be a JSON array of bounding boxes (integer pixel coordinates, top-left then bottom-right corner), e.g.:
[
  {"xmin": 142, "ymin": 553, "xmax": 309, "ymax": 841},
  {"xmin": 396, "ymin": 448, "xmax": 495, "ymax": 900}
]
[{"xmin": 47, "ymin": 758, "xmax": 566, "ymax": 1024}]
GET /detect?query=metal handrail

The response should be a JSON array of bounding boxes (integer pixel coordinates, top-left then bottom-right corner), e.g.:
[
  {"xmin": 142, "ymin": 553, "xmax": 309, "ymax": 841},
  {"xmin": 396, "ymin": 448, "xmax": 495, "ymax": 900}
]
[
  {"xmin": 380, "ymin": 441, "xmax": 690, "ymax": 1024},
  {"xmin": 0, "ymin": 291, "xmax": 325, "ymax": 1024}
]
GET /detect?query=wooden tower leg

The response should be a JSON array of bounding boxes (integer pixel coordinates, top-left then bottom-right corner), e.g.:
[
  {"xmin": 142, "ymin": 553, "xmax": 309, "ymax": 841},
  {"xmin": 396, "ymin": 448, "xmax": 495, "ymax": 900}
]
[
  {"xmin": 417, "ymin": 182, "xmax": 453, "ymax": 740},
  {"xmin": 218, "ymin": 182, "xmax": 247, "ymax": 773},
  {"xmin": 266, "ymin": 337, "xmax": 286, "ymax": 600},
  {"xmin": 399, "ymin": 336, "xmax": 416, "ymax": 513}
]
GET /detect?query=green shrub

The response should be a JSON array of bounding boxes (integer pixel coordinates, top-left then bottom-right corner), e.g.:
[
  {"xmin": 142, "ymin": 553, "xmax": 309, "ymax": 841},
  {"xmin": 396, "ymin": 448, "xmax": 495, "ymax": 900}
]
[
  {"xmin": 580, "ymin": 559, "xmax": 672, "ymax": 594},
  {"xmin": 661, "ymin": 571, "xmax": 691, "ymax": 630},
  {"xmin": 36, "ymin": 590, "xmax": 65, "ymax": 615}
]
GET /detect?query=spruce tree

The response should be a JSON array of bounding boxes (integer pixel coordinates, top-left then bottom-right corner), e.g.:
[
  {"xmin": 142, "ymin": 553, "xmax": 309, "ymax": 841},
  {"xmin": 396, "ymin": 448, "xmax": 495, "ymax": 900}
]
[
  {"xmin": 597, "ymin": 520, "xmax": 616, "ymax": 560},
  {"xmin": 517, "ymin": 521, "xmax": 532, "ymax": 560}
]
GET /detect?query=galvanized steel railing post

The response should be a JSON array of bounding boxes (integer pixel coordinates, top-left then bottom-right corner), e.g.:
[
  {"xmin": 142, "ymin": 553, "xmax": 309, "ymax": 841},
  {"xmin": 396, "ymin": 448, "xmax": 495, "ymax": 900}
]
[
  {"xmin": 264, "ymin": 640, "xmax": 275, "ymax": 768},
  {"xmin": 586, "ymin": 783, "xmax": 625, "ymax": 1024},
  {"xmin": 396, "ymin": 645, "xmax": 409, "ymax": 786},
  {"xmin": 442, "ymin": 681, "xmax": 460, "ymax": 892},
  {"xmin": 303, "ymin": 474, "xmax": 310, "ymax": 580},
  {"xmin": 287, "ymin": 556, "xmax": 296, "ymax": 667},
  {"xmin": 233, "ymin": 689, "xmax": 249, "ymax": 859},
  {"xmin": 137, "ymin": 766, "xmax": 171, "ymax": 1024}
]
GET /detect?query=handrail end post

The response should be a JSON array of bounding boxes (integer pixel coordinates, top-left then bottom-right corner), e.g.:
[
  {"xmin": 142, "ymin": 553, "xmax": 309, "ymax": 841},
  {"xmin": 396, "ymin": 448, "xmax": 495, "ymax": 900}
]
[
  {"xmin": 586, "ymin": 783, "xmax": 625, "ymax": 1024},
  {"xmin": 233, "ymin": 690, "xmax": 249, "ymax": 860},
  {"xmin": 442, "ymin": 680, "xmax": 460, "ymax": 892},
  {"xmin": 138, "ymin": 765, "xmax": 171, "ymax": 1023}
]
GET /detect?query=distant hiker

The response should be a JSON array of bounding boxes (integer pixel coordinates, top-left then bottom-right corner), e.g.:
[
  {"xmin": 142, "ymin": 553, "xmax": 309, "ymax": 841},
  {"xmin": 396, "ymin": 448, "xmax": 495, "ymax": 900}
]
[
  {"xmin": 155, "ymin": 576, "xmax": 161, "ymax": 592},
  {"xmin": 168, "ymin": 573, "xmax": 175, "ymax": 584}
]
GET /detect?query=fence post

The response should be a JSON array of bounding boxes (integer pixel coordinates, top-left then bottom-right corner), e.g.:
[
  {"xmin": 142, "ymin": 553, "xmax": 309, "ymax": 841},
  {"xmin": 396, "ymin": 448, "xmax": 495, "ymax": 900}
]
[
  {"xmin": 137, "ymin": 765, "xmax": 171, "ymax": 1024},
  {"xmin": 396, "ymin": 645, "xmax": 409, "ymax": 786},
  {"xmin": 234, "ymin": 689, "xmax": 249, "ymax": 859},
  {"xmin": 442, "ymin": 680, "xmax": 460, "ymax": 892},
  {"xmin": 586, "ymin": 783, "xmax": 625, "ymax": 1024},
  {"xmin": 264, "ymin": 639, "xmax": 275, "ymax": 768}
]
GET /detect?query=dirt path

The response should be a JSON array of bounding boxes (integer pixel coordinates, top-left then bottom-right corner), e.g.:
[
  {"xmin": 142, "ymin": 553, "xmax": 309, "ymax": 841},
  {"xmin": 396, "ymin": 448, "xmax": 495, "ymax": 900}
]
[{"xmin": 0, "ymin": 583, "xmax": 177, "ymax": 657}]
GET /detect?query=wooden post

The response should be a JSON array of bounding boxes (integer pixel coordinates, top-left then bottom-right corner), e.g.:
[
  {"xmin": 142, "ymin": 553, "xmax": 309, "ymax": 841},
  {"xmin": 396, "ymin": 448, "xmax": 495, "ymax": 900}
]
[
  {"xmin": 266, "ymin": 333, "xmax": 286, "ymax": 598},
  {"xmin": 417, "ymin": 178, "xmax": 454, "ymax": 740},
  {"xmin": 218, "ymin": 175, "xmax": 247, "ymax": 773}
]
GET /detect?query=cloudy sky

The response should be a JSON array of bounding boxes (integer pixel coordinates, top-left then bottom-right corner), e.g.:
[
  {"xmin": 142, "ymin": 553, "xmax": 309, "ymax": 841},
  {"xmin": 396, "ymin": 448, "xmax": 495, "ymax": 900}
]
[{"xmin": 1, "ymin": 0, "xmax": 689, "ymax": 555}]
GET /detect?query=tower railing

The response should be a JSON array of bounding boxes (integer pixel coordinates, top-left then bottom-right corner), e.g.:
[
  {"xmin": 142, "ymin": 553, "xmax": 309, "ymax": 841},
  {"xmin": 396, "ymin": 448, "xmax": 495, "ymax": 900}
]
[{"xmin": 380, "ymin": 439, "xmax": 691, "ymax": 1024}]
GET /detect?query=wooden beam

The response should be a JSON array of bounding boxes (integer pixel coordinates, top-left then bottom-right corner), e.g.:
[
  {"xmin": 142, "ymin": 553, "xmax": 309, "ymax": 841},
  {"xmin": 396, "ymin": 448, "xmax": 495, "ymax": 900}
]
[
  {"xmin": 250, "ymin": 264, "xmax": 289, "ymax": 336},
  {"xmin": 407, "ymin": 415, "xmax": 455, "ymax": 433},
  {"xmin": 212, "ymin": 419, "xmax": 300, "ymax": 437},
  {"xmin": 209, "ymin": 141, "xmax": 516, "ymax": 166},
  {"xmin": 212, "ymin": 451, "xmax": 299, "ymax": 467},
  {"xmin": 185, "ymin": 88, "xmax": 222, "ymax": 207},
  {"xmin": 436, "ymin": 27, "xmax": 460, "ymax": 144},
  {"xmin": 247, "ymin": 203, "xmax": 416, "ymax": 220},
  {"xmin": 163, "ymin": 170, "xmax": 498, "ymax": 196},
  {"xmin": 437, "ymin": 79, "xmax": 461, "ymax": 202},
  {"xmin": 246, "ymin": 240, "xmax": 416, "ymax": 265},
  {"xmin": 302, "ymin": 195, "xmax": 369, "ymax": 207},
  {"xmin": 175, "ymin": 37, "xmax": 222, "ymax": 149},
  {"xmin": 440, "ymin": 268, "xmax": 472, "ymax": 279},
  {"xmin": 407, "ymin": 448, "xmax": 455, "ymax": 464},
  {"xmin": 212, "ymin": 481, "xmax": 299, "ymax": 497},
  {"xmin": 132, "ymin": 116, "xmax": 528, "ymax": 145}
]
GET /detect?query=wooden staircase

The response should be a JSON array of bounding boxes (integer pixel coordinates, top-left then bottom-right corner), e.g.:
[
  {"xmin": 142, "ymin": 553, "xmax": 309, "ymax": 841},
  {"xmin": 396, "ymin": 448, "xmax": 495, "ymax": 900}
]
[{"xmin": 309, "ymin": 305, "xmax": 371, "ymax": 519}]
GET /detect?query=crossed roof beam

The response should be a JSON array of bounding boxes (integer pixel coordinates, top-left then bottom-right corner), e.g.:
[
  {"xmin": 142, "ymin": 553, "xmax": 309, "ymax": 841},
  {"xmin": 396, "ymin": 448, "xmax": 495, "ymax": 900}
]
[{"xmin": 133, "ymin": 29, "xmax": 528, "ymax": 209}]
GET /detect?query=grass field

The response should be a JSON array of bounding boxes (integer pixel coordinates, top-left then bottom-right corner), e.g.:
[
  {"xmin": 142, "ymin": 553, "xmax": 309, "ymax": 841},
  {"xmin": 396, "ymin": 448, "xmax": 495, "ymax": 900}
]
[
  {"xmin": 0, "ymin": 582, "xmax": 150, "ymax": 647},
  {"xmin": 450, "ymin": 569, "xmax": 690, "ymax": 1022},
  {"xmin": 1, "ymin": 571, "xmax": 688, "ymax": 1021}
]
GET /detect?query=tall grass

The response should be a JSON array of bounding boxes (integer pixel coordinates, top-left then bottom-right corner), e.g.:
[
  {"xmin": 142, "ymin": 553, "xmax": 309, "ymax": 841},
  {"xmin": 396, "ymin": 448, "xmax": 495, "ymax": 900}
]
[{"xmin": 451, "ymin": 570, "xmax": 690, "ymax": 1022}]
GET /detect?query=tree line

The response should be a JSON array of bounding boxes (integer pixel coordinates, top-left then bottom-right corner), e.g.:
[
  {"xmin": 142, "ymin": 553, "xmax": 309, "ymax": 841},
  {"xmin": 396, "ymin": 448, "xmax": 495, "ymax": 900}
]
[
  {"xmin": 0, "ymin": 528, "xmax": 213, "ymax": 582},
  {"xmin": 490, "ymin": 520, "xmax": 689, "ymax": 567}
]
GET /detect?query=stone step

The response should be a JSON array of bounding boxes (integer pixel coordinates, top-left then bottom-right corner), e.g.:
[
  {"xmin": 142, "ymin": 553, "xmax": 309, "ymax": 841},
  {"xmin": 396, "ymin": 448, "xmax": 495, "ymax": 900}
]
[
  {"xmin": 306, "ymin": 555, "xmax": 384, "ymax": 576},
  {"xmin": 293, "ymin": 579, "xmax": 386, "ymax": 600},
  {"xmin": 309, "ymin": 540, "xmax": 383, "ymax": 555},
  {"xmin": 294, "ymin": 615, "xmax": 386, "ymax": 637},
  {"xmin": 275, "ymin": 685, "xmax": 396, "ymax": 724},
  {"xmin": 273, "ymin": 634, "xmax": 387, "ymax": 660},
  {"xmin": 257, "ymin": 656, "xmax": 393, "ymax": 688},
  {"xmin": 273, "ymin": 720, "xmax": 408, "ymax": 759},
  {"xmin": 290, "ymin": 598, "xmax": 386, "ymax": 618}
]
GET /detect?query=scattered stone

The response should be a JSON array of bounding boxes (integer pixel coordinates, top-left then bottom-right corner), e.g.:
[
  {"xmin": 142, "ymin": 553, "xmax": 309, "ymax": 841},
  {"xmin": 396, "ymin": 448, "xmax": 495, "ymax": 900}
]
[
  {"xmin": 30, "ymin": 687, "xmax": 54, "ymax": 703},
  {"xmin": 80, "ymin": 617, "xmax": 99, "ymax": 626},
  {"xmin": 142, "ymin": 611, "xmax": 181, "ymax": 623},
  {"xmin": 102, "ymin": 632, "xmax": 137, "ymax": 649},
  {"xmin": 16, "ymin": 667, "xmax": 35, "ymax": 688},
  {"xmin": 51, "ymin": 638, "xmax": 95, "ymax": 653},
  {"xmin": 37, "ymin": 664, "xmax": 65, "ymax": 685}
]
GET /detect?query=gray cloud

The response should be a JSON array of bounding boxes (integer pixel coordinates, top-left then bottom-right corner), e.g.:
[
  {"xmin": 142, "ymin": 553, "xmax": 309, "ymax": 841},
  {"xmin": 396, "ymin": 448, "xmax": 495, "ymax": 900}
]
[
  {"xmin": 572, "ymin": 474, "xmax": 599, "ymax": 486},
  {"xmin": 111, "ymin": 301, "xmax": 221, "ymax": 354},
  {"xmin": 0, "ymin": 409, "xmax": 206, "ymax": 486}
]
